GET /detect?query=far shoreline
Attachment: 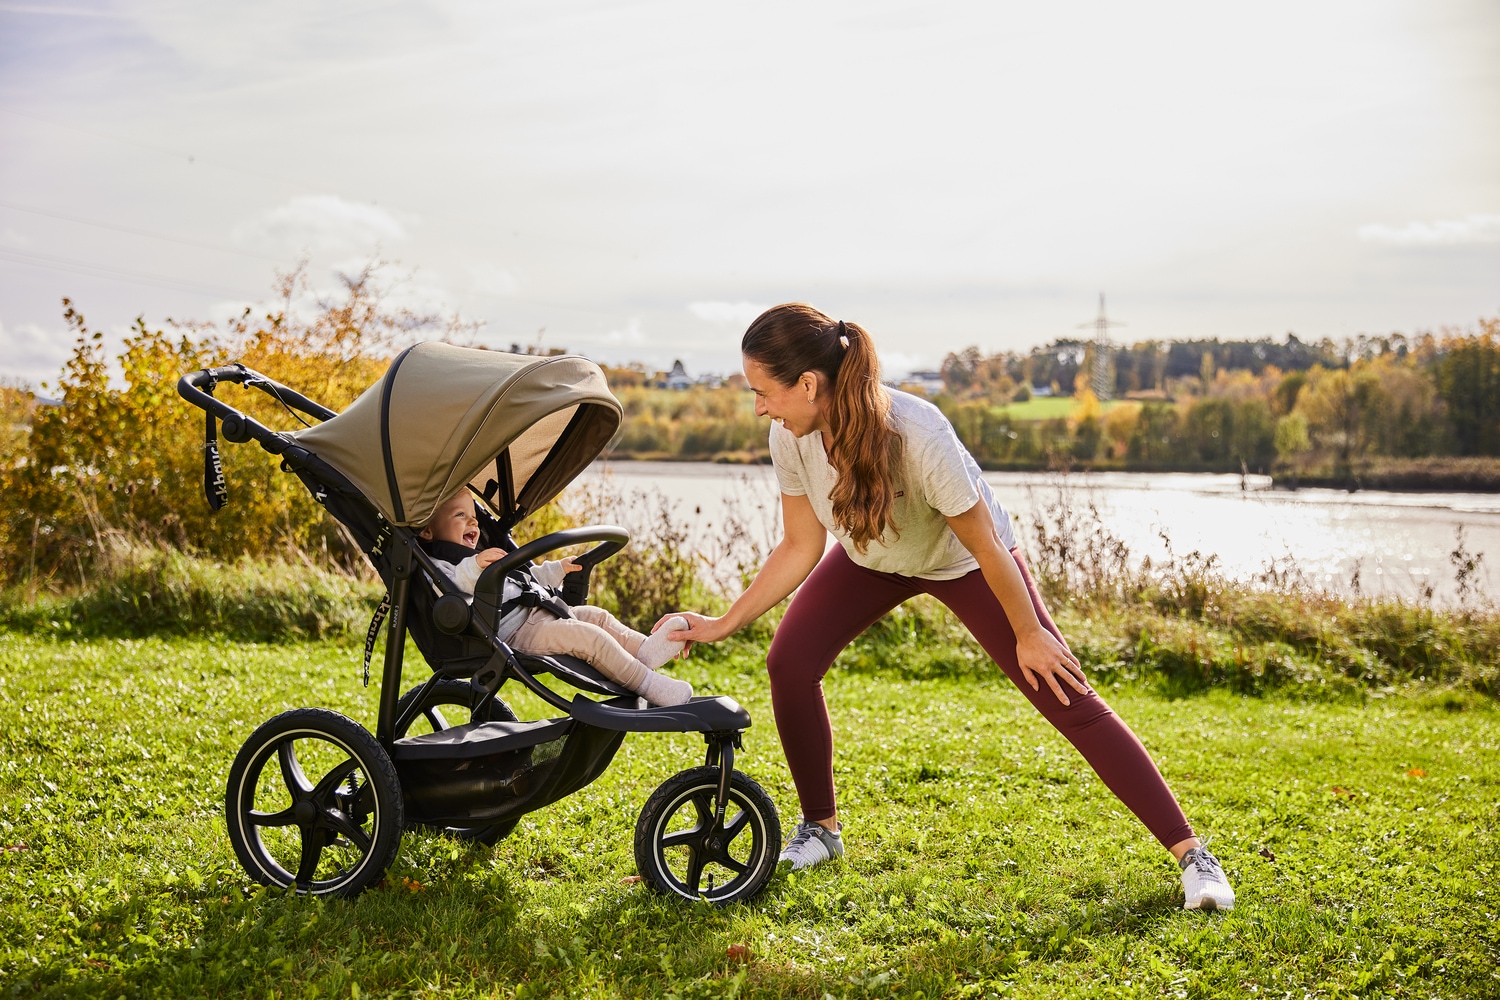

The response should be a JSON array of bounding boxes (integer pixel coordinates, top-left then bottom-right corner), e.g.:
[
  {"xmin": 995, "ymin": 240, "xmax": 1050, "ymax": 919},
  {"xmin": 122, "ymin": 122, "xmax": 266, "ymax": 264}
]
[{"xmin": 595, "ymin": 452, "xmax": 1500, "ymax": 494}]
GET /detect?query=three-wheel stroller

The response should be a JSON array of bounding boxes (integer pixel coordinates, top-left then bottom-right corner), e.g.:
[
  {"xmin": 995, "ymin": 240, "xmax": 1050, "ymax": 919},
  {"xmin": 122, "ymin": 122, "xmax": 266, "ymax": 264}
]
[{"xmin": 178, "ymin": 342, "xmax": 781, "ymax": 902}]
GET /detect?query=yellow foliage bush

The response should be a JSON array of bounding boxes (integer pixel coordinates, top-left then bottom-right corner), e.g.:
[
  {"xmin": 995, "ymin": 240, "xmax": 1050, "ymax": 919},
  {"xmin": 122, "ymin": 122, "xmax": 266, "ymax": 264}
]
[{"xmin": 0, "ymin": 264, "xmax": 468, "ymax": 590}]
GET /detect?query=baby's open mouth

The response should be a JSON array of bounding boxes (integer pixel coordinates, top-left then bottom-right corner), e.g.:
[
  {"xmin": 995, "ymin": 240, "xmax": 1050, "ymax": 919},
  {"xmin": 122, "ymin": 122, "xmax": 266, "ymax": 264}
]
[{"xmin": 463, "ymin": 529, "xmax": 479, "ymax": 547}]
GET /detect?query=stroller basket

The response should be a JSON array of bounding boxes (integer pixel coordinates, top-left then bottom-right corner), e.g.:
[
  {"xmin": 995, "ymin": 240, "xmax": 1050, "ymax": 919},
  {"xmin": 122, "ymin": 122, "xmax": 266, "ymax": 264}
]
[{"xmin": 179, "ymin": 344, "xmax": 781, "ymax": 904}]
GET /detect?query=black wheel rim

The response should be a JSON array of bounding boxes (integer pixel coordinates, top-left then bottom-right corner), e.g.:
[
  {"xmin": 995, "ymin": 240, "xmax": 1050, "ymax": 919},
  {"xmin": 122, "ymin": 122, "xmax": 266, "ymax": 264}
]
[
  {"xmin": 232, "ymin": 728, "xmax": 384, "ymax": 893},
  {"xmin": 649, "ymin": 782, "xmax": 767, "ymax": 902}
]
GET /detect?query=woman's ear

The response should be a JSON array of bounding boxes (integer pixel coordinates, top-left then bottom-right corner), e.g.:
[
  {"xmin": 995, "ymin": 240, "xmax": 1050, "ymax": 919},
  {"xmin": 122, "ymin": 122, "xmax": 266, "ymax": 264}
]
[{"xmin": 801, "ymin": 371, "xmax": 819, "ymax": 402}]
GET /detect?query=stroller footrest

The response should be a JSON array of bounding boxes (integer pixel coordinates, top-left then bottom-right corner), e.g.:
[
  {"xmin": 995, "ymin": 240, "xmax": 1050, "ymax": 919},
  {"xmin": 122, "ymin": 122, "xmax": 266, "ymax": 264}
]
[
  {"xmin": 569, "ymin": 694, "xmax": 751, "ymax": 733},
  {"xmin": 392, "ymin": 718, "xmax": 572, "ymax": 760}
]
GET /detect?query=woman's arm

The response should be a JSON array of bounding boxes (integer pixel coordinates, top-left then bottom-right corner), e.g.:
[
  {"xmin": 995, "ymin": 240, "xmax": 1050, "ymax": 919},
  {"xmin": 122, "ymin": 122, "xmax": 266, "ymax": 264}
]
[
  {"xmin": 944, "ymin": 500, "xmax": 1089, "ymax": 705},
  {"xmin": 655, "ymin": 492, "xmax": 827, "ymax": 644}
]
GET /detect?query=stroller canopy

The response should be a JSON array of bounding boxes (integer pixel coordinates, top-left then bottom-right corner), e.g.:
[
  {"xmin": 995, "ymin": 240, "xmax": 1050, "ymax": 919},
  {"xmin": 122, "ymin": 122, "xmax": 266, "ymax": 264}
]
[{"xmin": 290, "ymin": 342, "xmax": 621, "ymax": 529}]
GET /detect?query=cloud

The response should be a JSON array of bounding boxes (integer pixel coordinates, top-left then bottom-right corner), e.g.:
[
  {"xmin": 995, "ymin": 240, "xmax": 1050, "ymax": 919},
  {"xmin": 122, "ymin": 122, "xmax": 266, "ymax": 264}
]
[
  {"xmin": 689, "ymin": 301, "xmax": 768, "ymax": 328},
  {"xmin": 0, "ymin": 319, "xmax": 71, "ymax": 386},
  {"xmin": 465, "ymin": 261, "xmax": 520, "ymax": 297},
  {"xmin": 233, "ymin": 195, "xmax": 412, "ymax": 254},
  {"xmin": 1357, "ymin": 214, "xmax": 1500, "ymax": 246},
  {"xmin": 603, "ymin": 317, "xmax": 646, "ymax": 345}
]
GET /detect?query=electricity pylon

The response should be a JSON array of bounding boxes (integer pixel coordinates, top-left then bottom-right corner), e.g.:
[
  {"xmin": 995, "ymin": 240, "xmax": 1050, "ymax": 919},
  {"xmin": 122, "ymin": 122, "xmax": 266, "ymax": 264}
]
[{"xmin": 1077, "ymin": 293, "xmax": 1125, "ymax": 400}]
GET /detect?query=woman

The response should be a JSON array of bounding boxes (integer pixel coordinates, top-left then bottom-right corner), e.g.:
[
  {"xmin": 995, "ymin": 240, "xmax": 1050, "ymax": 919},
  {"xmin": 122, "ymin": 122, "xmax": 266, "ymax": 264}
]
[{"xmin": 662, "ymin": 303, "xmax": 1235, "ymax": 910}]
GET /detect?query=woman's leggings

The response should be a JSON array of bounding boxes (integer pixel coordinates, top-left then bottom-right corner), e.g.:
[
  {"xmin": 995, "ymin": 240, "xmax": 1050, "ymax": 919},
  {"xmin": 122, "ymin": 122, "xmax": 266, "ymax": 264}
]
[{"xmin": 765, "ymin": 545, "xmax": 1194, "ymax": 849}]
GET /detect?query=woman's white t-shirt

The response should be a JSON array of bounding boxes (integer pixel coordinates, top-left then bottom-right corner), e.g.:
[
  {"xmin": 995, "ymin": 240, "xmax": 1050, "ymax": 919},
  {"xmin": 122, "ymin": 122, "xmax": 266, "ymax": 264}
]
[{"xmin": 769, "ymin": 388, "xmax": 1017, "ymax": 580}]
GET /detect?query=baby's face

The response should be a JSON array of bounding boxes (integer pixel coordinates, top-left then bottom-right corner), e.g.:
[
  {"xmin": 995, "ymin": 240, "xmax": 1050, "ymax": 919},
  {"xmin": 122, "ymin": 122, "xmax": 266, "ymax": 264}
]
[{"xmin": 424, "ymin": 495, "xmax": 480, "ymax": 548}]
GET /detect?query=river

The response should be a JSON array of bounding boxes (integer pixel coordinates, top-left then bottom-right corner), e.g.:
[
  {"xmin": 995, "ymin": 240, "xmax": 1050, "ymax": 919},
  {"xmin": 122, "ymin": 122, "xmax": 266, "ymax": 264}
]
[{"xmin": 571, "ymin": 461, "xmax": 1500, "ymax": 605}]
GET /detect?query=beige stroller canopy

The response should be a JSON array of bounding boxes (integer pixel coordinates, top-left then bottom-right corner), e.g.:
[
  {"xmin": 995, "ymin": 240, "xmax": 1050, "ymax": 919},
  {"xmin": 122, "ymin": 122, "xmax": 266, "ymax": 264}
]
[{"xmin": 291, "ymin": 342, "xmax": 622, "ymax": 528}]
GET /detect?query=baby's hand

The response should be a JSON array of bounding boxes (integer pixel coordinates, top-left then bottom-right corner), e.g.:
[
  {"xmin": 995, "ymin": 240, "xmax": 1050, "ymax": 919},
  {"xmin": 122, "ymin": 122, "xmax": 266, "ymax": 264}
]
[
  {"xmin": 474, "ymin": 548, "xmax": 506, "ymax": 569},
  {"xmin": 559, "ymin": 557, "xmax": 582, "ymax": 574}
]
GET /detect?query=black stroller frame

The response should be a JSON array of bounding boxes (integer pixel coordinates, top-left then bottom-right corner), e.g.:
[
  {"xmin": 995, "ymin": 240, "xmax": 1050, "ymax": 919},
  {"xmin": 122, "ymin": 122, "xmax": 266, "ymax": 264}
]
[{"xmin": 179, "ymin": 346, "xmax": 781, "ymax": 902}]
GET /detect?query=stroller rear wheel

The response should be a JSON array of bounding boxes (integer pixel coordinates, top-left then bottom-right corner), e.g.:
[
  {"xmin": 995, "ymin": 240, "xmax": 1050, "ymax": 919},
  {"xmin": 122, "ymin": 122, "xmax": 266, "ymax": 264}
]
[
  {"xmin": 394, "ymin": 678, "xmax": 520, "ymax": 845},
  {"xmin": 225, "ymin": 708, "xmax": 403, "ymax": 898},
  {"xmin": 634, "ymin": 766, "xmax": 780, "ymax": 905}
]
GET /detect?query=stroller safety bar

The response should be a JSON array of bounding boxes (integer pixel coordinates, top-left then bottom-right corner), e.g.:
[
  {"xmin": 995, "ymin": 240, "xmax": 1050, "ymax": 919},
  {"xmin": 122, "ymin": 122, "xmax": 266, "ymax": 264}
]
[{"xmin": 475, "ymin": 525, "xmax": 629, "ymax": 608}]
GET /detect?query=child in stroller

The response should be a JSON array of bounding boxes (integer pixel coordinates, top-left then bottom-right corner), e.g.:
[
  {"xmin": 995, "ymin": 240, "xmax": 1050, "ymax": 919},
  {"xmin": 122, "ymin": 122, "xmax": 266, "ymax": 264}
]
[{"xmin": 418, "ymin": 491, "xmax": 694, "ymax": 706}]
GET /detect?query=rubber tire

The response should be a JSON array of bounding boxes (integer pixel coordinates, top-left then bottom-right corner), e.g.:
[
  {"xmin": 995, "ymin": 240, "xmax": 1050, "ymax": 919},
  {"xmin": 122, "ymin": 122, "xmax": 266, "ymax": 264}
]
[
  {"xmin": 634, "ymin": 766, "xmax": 781, "ymax": 905},
  {"xmin": 393, "ymin": 678, "xmax": 521, "ymax": 845},
  {"xmin": 225, "ymin": 707, "xmax": 403, "ymax": 898}
]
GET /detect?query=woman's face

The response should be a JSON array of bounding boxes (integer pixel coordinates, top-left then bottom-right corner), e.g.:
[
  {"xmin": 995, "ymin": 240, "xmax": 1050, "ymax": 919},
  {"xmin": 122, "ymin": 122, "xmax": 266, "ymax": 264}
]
[{"xmin": 743, "ymin": 357, "xmax": 828, "ymax": 438}]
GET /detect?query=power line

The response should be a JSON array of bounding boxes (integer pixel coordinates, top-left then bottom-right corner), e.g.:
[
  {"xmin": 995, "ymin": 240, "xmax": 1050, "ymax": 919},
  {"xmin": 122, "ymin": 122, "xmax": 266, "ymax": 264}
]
[
  {"xmin": 0, "ymin": 198, "xmax": 282, "ymax": 262},
  {"xmin": 0, "ymin": 246, "xmax": 250, "ymax": 300}
]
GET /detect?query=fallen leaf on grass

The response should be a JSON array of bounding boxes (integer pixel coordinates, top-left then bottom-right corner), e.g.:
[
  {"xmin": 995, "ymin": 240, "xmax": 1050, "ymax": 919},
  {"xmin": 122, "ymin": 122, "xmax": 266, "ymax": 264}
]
[
  {"xmin": 619, "ymin": 875, "xmax": 643, "ymax": 885},
  {"xmin": 401, "ymin": 877, "xmax": 425, "ymax": 892},
  {"xmin": 1405, "ymin": 768, "xmax": 1427, "ymax": 778},
  {"xmin": 1258, "ymin": 847, "xmax": 1276, "ymax": 862},
  {"xmin": 2, "ymin": 845, "xmax": 28, "ymax": 852},
  {"xmin": 726, "ymin": 943, "xmax": 752, "ymax": 963}
]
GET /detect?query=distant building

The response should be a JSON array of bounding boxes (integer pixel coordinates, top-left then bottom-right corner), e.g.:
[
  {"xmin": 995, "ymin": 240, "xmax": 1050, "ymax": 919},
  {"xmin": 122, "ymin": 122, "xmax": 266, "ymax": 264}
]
[
  {"xmin": 663, "ymin": 360, "xmax": 692, "ymax": 391},
  {"xmin": 903, "ymin": 370, "xmax": 946, "ymax": 395}
]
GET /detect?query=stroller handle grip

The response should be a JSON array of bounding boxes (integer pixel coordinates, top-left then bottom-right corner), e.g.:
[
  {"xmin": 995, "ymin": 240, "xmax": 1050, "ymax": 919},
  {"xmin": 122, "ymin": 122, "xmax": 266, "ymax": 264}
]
[{"xmin": 476, "ymin": 525, "xmax": 630, "ymax": 605}]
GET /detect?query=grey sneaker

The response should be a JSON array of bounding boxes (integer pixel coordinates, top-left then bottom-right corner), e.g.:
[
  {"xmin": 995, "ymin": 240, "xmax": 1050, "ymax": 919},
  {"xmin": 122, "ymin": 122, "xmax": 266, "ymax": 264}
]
[
  {"xmin": 1180, "ymin": 846, "xmax": 1235, "ymax": 911},
  {"xmin": 777, "ymin": 820, "xmax": 844, "ymax": 872}
]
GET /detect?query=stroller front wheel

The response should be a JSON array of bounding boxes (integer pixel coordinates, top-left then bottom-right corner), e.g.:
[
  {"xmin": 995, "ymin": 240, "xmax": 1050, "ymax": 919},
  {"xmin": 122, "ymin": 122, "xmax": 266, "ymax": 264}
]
[
  {"xmin": 634, "ymin": 766, "xmax": 780, "ymax": 905},
  {"xmin": 225, "ymin": 708, "xmax": 404, "ymax": 898}
]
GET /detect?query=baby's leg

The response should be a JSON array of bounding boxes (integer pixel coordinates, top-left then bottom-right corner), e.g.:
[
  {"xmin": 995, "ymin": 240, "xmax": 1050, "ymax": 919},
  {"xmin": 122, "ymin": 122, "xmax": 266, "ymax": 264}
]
[
  {"xmin": 571, "ymin": 606, "xmax": 647, "ymax": 656},
  {"xmin": 573, "ymin": 606, "xmax": 690, "ymax": 670},
  {"xmin": 513, "ymin": 612, "xmax": 692, "ymax": 706}
]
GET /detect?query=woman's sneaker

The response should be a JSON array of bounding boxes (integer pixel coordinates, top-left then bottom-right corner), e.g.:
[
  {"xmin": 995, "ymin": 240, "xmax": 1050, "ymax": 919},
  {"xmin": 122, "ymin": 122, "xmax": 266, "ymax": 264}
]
[
  {"xmin": 1180, "ymin": 846, "xmax": 1235, "ymax": 910},
  {"xmin": 777, "ymin": 820, "xmax": 843, "ymax": 872}
]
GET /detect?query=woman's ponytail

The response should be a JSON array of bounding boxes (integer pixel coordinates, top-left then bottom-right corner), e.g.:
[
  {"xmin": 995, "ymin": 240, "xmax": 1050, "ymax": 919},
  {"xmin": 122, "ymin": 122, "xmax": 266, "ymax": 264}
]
[{"xmin": 742, "ymin": 304, "xmax": 901, "ymax": 553}]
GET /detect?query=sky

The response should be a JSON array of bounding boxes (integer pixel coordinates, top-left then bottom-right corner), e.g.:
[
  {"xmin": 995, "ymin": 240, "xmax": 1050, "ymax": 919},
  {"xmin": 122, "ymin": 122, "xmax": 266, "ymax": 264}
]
[{"xmin": 2, "ymin": 0, "xmax": 1498, "ymax": 386}]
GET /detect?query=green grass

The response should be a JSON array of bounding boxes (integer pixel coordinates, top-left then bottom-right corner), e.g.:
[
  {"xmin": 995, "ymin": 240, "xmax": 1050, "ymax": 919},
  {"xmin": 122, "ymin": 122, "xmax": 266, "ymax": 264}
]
[
  {"xmin": 3, "ymin": 630, "xmax": 1497, "ymax": 998},
  {"xmin": 987, "ymin": 397, "xmax": 1125, "ymax": 422}
]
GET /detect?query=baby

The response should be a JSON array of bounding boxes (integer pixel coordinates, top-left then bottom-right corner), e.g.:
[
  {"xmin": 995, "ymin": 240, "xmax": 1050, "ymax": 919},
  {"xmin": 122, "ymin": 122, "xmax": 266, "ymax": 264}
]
[{"xmin": 418, "ymin": 492, "xmax": 694, "ymax": 707}]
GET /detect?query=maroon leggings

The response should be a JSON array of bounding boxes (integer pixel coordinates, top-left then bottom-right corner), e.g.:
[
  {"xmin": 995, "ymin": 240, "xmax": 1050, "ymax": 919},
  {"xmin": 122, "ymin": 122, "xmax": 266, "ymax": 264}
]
[{"xmin": 765, "ymin": 545, "xmax": 1194, "ymax": 849}]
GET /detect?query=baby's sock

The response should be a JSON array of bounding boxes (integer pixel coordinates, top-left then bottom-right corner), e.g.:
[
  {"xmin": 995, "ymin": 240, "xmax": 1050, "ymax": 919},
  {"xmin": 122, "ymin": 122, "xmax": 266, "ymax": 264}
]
[
  {"xmin": 636, "ymin": 616, "xmax": 690, "ymax": 670},
  {"xmin": 637, "ymin": 670, "xmax": 693, "ymax": 707}
]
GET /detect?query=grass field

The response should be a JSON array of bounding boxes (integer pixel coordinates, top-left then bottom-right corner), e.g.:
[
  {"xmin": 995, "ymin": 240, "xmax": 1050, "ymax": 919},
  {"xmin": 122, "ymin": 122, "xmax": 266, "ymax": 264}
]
[
  {"xmin": 2, "ymin": 629, "xmax": 1497, "ymax": 999},
  {"xmin": 976, "ymin": 397, "xmax": 1127, "ymax": 422}
]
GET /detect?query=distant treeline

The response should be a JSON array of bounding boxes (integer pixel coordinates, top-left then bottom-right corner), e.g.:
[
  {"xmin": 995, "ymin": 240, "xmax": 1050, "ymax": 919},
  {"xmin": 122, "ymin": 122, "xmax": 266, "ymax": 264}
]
[
  {"xmin": 593, "ymin": 321, "xmax": 1500, "ymax": 490},
  {"xmin": 928, "ymin": 322, "xmax": 1500, "ymax": 484}
]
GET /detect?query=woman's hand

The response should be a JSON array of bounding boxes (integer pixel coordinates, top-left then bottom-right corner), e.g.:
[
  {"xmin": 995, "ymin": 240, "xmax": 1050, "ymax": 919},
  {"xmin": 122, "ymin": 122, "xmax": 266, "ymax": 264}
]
[
  {"xmin": 1015, "ymin": 624, "xmax": 1089, "ymax": 706},
  {"xmin": 943, "ymin": 500, "xmax": 1090, "ymax": 706},
  {"xmin": 650, "ymin": 611, "xmax": 732, "ymax": 656}
]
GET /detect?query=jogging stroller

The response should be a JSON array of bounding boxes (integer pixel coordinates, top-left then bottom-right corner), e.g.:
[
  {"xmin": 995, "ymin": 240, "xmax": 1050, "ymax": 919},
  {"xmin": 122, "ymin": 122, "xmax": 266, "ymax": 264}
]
[{"xmin": 178, "ymin": 342, "xmax": 781, "ymax": 902}]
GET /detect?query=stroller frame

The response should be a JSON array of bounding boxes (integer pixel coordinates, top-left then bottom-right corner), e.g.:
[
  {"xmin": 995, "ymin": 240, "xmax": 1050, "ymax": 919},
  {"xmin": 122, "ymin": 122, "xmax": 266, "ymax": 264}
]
[{"xmin": 179, "ymin": 352, "xmax": 781, "ymax": 902}]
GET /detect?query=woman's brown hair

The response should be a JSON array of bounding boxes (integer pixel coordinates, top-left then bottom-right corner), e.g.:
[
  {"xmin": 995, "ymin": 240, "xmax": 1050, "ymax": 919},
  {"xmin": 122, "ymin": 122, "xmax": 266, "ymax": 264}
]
[{"xmin": 742, "ymin": 303, "xmax": 900, "ymax": 553}]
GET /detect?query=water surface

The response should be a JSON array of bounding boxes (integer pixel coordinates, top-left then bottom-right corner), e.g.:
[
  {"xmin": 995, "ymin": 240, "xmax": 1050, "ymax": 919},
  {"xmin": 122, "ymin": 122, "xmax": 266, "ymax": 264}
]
[{"xmin": 575, "ymin": 461, "xmax": 1499, "ymax": 605}]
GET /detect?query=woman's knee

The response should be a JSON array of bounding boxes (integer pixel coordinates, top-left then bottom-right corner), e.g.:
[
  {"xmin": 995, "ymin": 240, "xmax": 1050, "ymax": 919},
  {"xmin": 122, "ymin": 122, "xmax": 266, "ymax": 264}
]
[{"xmin": 764, "ymin": 637, "xmax": 825, "ymax": 694}]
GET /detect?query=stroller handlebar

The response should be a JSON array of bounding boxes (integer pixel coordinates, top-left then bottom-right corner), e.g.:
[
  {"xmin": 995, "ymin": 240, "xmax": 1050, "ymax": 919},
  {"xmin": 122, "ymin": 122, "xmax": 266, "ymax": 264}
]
[{"xmin": 178, "ymin": 365, "xmax": 338, "ymax": 454}]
